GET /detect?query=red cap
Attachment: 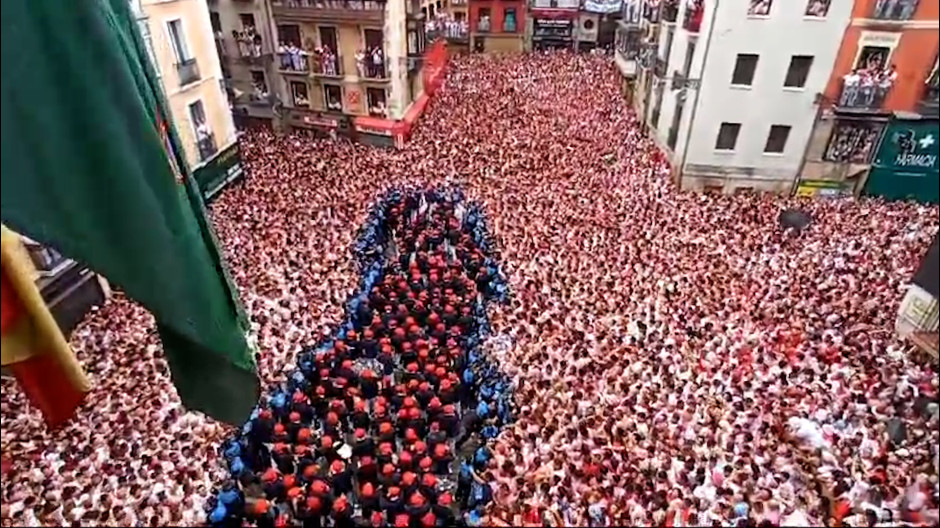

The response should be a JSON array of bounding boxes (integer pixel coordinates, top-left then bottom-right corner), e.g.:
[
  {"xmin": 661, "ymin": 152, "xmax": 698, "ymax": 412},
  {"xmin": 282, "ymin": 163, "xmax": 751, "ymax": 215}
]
[
  {"xmin": 303, "ymin": 465, "xmax": 318, "ymax": 479},
  {"xmin": 421, "ymin": 473, "xmax": 436, "ymax": 487},
  {"xmin": 274, "ymin": 423, "xmax": 286, "ymax": 434},
  {"xmin": 419, "ymin": 381, "xmax": 430, "ymax": 391},
  {"xmin": 262, "ymin": 468, "xmax": 278, "ymax": 482},
  {"xmin": 362, "ymin": 369, "xmax": 375, "ymax": 379},
  {"xmin": 294, "ymin": 444, "xmax": 310, "ymax": 456},
  {"xmin": 289, "ymin": 412, "xmax": 301, "ymax": 422},
  {"xmin": 333, "ymin": 495, "xmax": 349, "ymax": 512},
  {"xmin": 443, "ymin": 404, "xmax": 455, "ymax": 414},
  {"xmin": 403, "ymin": 397, "xmax": 416, "ymax": 409},
  {"xmin": 361, "ymin": 482, "xmax": 375, "ymax": 496},
  {"xmin": 331, "ymin": 460, "xmax": 345, "ymax": 473},
  {"xmin": 387, "ymin": 486, "xmax": 401, "ymax": 497},
  {"xmin": 421, "ymin": 512, "xmax": 436, "ymax": 527},
  {"xmin": 342, "ymin": 359, "xmax": 353, "ymax": 369},
  {"xmin": 311, "ymin": 480, "xmax": 329, "ymax": 495},
  {"xmin": 398, "ymin": 409, "xmax": 409, "ymax": 421},
  {"xmin": 380, "ymin": 442, "xmax": 393, "ymax": 455},
  {"xmin": 360, "ymin": 455, "xmax": 374, "ymax": 466},
  {"xmin": 254, "ymin": 499, "xmax": 270, "ymax": 515},
  {"xmin": 382, "ymin": 463, "xmax": 396, "ymax": 475},
  {"xmin": 402, "ymin": 471, "xmax": 417, "ymax": 486},
  {"xmin": 440, "ymin": 380, "xmax": 452, "ymax": 390},
  {"xmin": 355, "ymin": 428, "xmax": 367, "ymax": 439},
  {"xmin": 408, "ymin": 407, "xmax": 421, "ymax": 420},
  {"xmin": 355, "ymin": 399, "xmax": 367, "ymax": 412},
  {"xmin": 293, "ymin": 391, "xmax": 306, "ymax": 403},
  {"xmin": 433, "ymin": 443, "xmax": 448, "ymax": 457},
  {"xmin": 438, "ymin": 492, "xmax": 452, "ymax": 506},
  {"xmin": 287, "ymin": 486, "xmax": 303, "ymax": 499},
  {"xmin": 321, "ymin": 436, "xmax": 334, "ymax": 449},
  {"xmin": 395, "ymin": 514, "xmax": 410, "ymax": 528},
  {"xmin": 419, "ymin": 457, "xmax": 432, "ymax": 470},
  {"xmin": 375, "ymin": 396, "xmax": 387, "ymax": 407},
  {"xmin": 413, "ymin": 441, "xmax": 427, "ymax": 454},
  {"xmin": 297, "ymin": 429, "xmax": 312, "ymax": 443},
  {"xmin": 429, "ymin": 397, "xmax": 442, "ymax": 409},
  {"xmin": 400, "ymin": 450, "xmax": 413, "ymax": 464},
  {"xmin": 316, "ymin": 385, "xmax": 326, "ymax": 396},
  {"xmin": 380, "ymin": 422, "xmax": 393, "ymax": 435},
  {"xmin": 371, "ymin": 512, "xmax": 384, "ymax": 526},
  {"xmin": 326, "ymin": 412, "xmax": 339, "ymax": 425},
  {"xmin": 274, "ymin": 442, "xmax": 288, "ymax": 454},
  {"xmin": 407, "ymin": 379, "xmax": 420, "ymax": 390},
  {"xmin": 259, "ymin": 409, "xmax": 273, "ymax": 420},
  {"xmin": 306, "ymin": 496, "xmax": 322, "ymax": 512},
  {"xmin": 406, "ymin": 363, "xmax": 418, "ymax": 373},
  {"xmin": 405, "ymin": 428, "xmax": 418, "ymax": 442},
  {"xmin": 408, "ymin": 491, "xmax": 425, "ymax": 506},
  {"xmin": 284, "ymin": 475, "xmax": 296, "ymax": 488}
]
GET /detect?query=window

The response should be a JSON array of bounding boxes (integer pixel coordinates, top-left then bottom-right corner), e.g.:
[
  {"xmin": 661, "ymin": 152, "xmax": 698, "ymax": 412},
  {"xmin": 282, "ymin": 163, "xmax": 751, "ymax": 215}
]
[
  {"xmin": 784, "ymin": 55, "xmax": 813, "ymax": 88},
  {"xmin": 290, "ymin": 81, "xmax": 309, "ymax": 107},
  {"xmin": 855, "ymin": 45, "xmax": 890, "ymax": 70},
  {"xmin": 804, "ymin": 0, "xmax": 830, "ymax": 17},
  {"xmin": 764, "ymin": 125, "xmax": 791, "ymax": 153},
  {"xmin": 210, "ymin": 12, "xmax": 222, "ymax": 33},
  {"xmin": 873, "ymin": 0, "xmax": 918, "ymax": 20},
  {"xmin": 367, "ymin": 88, "xmax": 387, "ymax": 117},
  {"xmin": 277, "ymin": 24, "xmax": 302, "ymax": 46},
  {"xmin": 479, "ymin": 8, "xmax": 492, "ymax": 32},
  {"xmin": 715, "ymin": 122, "xmax": 741, "ymax": 150},
  {"xmin": 319, "ymin": 26, "xmax": 338, "ymax": 51},
  {"xmin": 239, "ymin": 13, "xmax": 256, "ymax": 29},
  {"xmin": 731, "ymin": 54, "xmax": 758, "ymax": 86},
  {"xmin": 189, "ymin": 100, "xmax": 216, "ymax": 161},
  {"xmin": 251, "ymin": 70, "xmax": 268, "ymax": 94},
  {"xmin": 503, "ymin": 8, "xmax": 517, "ymax": 32},
  {"xmin": 748, "ymin": 0, "xmax": 772, "ymax": 16},
  {"xmin": 167, "ymin": 19, "xmax": 193, "ymax": 62},
  {"xmin": 324, "ymin": 84, "xmax": 343, "ymax": 111}
]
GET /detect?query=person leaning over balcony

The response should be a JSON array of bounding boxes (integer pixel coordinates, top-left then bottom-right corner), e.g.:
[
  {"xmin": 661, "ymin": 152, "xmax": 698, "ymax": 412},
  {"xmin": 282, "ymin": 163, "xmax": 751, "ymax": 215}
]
[{"xmin": 841, "ymin": 69, "xmax": 860, "ymax": 106}]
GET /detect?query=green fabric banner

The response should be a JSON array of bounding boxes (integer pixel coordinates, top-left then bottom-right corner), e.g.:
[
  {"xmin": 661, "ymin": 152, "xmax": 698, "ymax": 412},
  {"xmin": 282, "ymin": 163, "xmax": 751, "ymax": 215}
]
[{"xmin": 0, "ymin": 0, "xmax": 259, "ymax": 424}]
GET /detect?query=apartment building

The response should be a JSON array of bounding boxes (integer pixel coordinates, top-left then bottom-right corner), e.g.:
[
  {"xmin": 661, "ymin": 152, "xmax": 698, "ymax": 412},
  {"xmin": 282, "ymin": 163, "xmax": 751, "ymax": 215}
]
[
  {"xmin": 208, "ymin": 0, "xmax": 279, "ymax": 129},
  {"xmin": 626, "ymin": 0, "xmax": 852, "ymax": 194},
  {"xmin": 897, "ymin": 231, "xmax": 939, "ymax": 361},
  {"xmin": 133, "ymin": 0, "xmax": 240, "ymax": 174},
  {"xmin": 797, "ymin": 0, "xmax": 939, "ymax": 202},
  {"xmin": 469, "ymin": 0, "xmax": 526, "ymax": 52},
  {"xmin": 268, "ymin": 0, "xmax": 443, "ymax": 146}
]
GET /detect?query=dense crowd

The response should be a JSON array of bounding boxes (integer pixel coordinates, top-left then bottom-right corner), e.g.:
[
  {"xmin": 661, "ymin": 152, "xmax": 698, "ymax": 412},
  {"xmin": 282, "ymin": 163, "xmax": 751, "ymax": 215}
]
[{"xmin": 2, "ymin": 51, "xmax": 939, "ymax": 528}]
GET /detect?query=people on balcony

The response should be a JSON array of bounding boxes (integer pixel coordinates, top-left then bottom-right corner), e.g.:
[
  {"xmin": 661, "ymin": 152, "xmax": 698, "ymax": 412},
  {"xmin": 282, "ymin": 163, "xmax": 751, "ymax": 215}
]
[
  {"xmin": 478, "ymin": 15, "xmax": 491, "ymax": 33},
  {"xmin": 840, "ymin": 65, "xmax": 897, "ymax": 109},
  {"xmin": 234, "ymin": 27, "xmax": 263, "ymax": 58},
  {"xmin": 427, "ymin": 14, "xmax": 469, "ymax": 40},
  {"xmin": 312, "ymin": 46, "xmax": 339, "ymax": 76},
  {"xmin": 278, "ymin": 42, "xmax": 309, "ymax": 72},
  {"xmin": 683, "ymin": 0, "xmax": 704, "ymax": 31}
]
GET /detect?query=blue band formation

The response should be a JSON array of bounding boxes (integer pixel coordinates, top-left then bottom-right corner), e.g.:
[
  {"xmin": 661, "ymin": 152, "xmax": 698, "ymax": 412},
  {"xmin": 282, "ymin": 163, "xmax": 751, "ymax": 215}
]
[{"xmin": 210, "ymin": 186, "xmax": 513, "ymax": 528}]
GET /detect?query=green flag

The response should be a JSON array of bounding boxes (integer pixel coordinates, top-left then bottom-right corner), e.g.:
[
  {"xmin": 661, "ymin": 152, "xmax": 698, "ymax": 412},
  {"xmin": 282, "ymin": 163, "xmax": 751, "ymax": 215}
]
[{"xmin": 1, "ymin": 0, "xmax": 259, "ymax": 424}]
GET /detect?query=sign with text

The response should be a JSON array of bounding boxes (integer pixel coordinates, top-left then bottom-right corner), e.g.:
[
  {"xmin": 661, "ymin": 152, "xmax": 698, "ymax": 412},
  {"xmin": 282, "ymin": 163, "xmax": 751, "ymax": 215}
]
[
  {"xmin": 585, "ymin": 0, "xmax": 624, "ymax": 13},
  {"xmin": 873, "ymin": 119, "xmax": 939, "ymax": 174},
  {"xmin": 533, "ymin": 18, "xmax": 574, "ymax": 40}
]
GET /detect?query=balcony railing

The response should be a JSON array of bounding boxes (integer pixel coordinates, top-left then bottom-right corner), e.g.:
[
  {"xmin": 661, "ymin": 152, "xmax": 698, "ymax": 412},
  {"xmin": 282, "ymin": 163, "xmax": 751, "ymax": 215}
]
[
  {"xmin": 312, "ymin": 52, "xmax": 343, "ymax": 77},
  {"xmin": 478, "ymin": 18, "xmax": 491, "ymax": 32},
  {"xmin": 176, "ymin": 58, "xmax": 200, "ymax": 86},
  {"xmin": 643, "ymin": 0, "xmax": 661, "ymax": 23},
  {"xmin": 683, "ymin": 0, "xmax": 703, "ymax": 32},
  {"xmin": 277, "ymin": 50, "xmax": 310, "ymax": 73},
  {"xmin": 837, "ymin": 72, "xmax": 893, "ymax": 112},
  {"xmin": 503, "ymin": 19, "xmax": 517, "ymax": 32},
  {"xmin": 271, "ymin": 0, "xmax": 385, "ymax": 23},
  {"xmin": 662, "ymin": 0, "xmax": 678, "ymax": 22},
  {"xmin": 872, "ymin": 0, "xmax": 918, "ymax": 20},
  {"xmin": 197, "ymin": 132, "xmax": 218, "ymax": 162},
  {"xmin": 359, "ymin": 54, "xmax": 387, "ymax": 80}
]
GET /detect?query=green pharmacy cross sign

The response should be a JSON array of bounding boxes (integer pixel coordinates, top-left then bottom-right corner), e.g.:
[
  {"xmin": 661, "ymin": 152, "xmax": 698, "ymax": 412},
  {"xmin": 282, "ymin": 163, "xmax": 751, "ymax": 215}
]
[{"xmin": 866, "ymin": 118, "xmax": 940, "ymax": 203}]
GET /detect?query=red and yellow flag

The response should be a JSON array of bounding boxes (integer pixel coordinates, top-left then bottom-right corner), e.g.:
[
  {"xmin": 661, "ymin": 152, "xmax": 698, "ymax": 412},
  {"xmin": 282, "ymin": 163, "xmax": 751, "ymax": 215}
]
[{"xmin": 1, "ymin": 226, "xmax": 90, "ymax": 428}]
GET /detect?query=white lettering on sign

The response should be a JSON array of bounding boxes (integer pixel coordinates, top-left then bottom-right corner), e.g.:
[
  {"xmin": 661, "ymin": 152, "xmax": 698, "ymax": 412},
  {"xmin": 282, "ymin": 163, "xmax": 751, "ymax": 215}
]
[{"xmin": 894, "ymin": 154, "xmax": 937, "ymax": 168}]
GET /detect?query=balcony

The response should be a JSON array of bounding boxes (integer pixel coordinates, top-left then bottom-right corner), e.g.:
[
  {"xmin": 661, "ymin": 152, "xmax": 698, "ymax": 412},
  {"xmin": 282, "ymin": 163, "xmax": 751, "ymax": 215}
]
[
  {"xmin": 427, "ymin": 22, "xmax": 469, "ymax": 43},
  {"xmin": 277, "ymin": 50, "xmax": 310, "ymax": 74},
  {"xmin": 176, "ymin": 58, "xmax": 200, "ymax": 86},
  {"xmin": 683, "ymin": 0, "xmax": 703, "ymax": 33},
  {"xmin": 662, "ymin": 0, "xmax": 678, "ymax": 22},
  {"xmin": 358, "ymin": 53, "xmax": 388, "ymax": 81},
  {"xmin": 503, "ymin": 18, "xmax": 517, "ymax": 32},
  {"xmin": 271, "ymin": 0, "xmax": 385, "ymax": 24},
  {"xmin": 452, "ymin": 0, "xmax": 467, "ymax": 4},
  {"xmin": 234, "ymin": 30, "xmax": 268, "ymax": 64},
  {"xmin": 871, "ymin": 0, "xmax": 918, "ymax": 20},
  {"xmin": 643, "ymin": 1, "xmax": 661, "ymax": 23},
  {"xmin": 836, "ymin": 71, "xmax": 893, "ymax": 112},
  {"xmin": 477, "ymin": 17, "xmax": 491, "ymax": 33},
  {"xmin": 311, "ymin": 52, "xmax": 343, "ymax": 78},
  {"xmin": 197, "ymin": 132, "xmax": 218, "ymax": 162}
]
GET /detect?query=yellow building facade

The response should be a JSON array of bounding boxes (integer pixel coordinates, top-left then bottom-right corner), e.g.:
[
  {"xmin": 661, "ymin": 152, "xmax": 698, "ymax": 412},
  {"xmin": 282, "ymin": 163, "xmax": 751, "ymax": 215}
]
[{"xmin": 132, "ymin": 0, "xmax": 239, "ymax": 169}]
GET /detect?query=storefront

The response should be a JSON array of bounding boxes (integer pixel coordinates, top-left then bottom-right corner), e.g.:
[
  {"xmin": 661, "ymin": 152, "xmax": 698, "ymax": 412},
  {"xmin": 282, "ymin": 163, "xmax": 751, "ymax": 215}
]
[
  {"xmin": 794, "ymin": 179, "xmax": 854, "ymax": 198},
  {"xmin": 531, "ymin": 11, "xmax": 576, "ymax": 50},
  {"xmin": 863, "ymin": 116, "xmax": 939, "ymax": 203},
  {"xmin": 192, "ymin": 140, "xmax": 245, "ymax": 202},
  {"xmin": 287, "ymin": 109, "xmax": 353, "ymax": 139}
]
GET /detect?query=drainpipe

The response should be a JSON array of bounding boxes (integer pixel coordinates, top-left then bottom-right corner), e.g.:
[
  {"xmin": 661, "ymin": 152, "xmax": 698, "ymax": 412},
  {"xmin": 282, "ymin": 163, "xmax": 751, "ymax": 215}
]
[{"xmin": 676, "ymin": 0, "xmax": 718, "ymax": 189}]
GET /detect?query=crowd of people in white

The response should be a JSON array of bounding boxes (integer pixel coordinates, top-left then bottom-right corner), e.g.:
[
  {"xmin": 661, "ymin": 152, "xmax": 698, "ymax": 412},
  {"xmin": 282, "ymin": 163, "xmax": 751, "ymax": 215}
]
[{"xmin": 1, "ymin": 51, "xmax": 938, "ymax": 528}]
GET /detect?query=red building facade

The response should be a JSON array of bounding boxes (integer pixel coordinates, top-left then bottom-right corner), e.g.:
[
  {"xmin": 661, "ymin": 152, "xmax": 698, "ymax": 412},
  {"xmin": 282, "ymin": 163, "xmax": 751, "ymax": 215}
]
[{"xmin": 468, "ymin": 0, "xmax": 526, "ymax": 52}]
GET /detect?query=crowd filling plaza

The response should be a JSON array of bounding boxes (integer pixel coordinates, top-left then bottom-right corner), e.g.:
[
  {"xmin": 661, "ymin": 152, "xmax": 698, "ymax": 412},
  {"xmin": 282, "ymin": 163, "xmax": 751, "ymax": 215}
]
[{"xmin": 1, "ymin": 51, "xmax": 939, "ymax": 528}]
